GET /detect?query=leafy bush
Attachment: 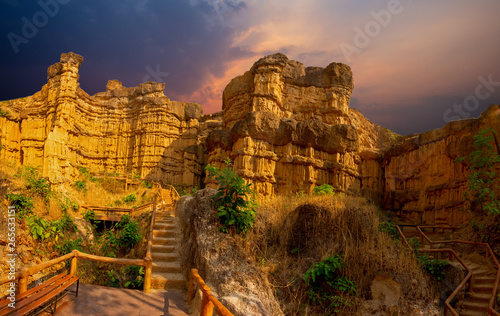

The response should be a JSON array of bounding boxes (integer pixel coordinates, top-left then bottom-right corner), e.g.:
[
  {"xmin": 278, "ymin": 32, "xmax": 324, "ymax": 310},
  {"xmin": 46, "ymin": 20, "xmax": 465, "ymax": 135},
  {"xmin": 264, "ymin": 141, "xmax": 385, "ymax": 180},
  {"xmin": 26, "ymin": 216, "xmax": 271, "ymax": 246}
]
[
  {"xmin": 313, "ymin": 184, "xmax": 335, "ymax": 196},
  {"xmin": 27, "ymin": 216, "xmax": 63, "ymax": 241},
  {"xmin": 107, "ymin": 265, "xmax": 144, "ymax": 289},
  {"xmin": 379, "ymin": 221, "xmax": 400, "ymax": 241},
  {"xmin": 205, "ymin": 158, "xmax": 257, "ymax": 235},
  {"xmin": 455, "ymin": 128, "xmax": 500, "ymax": 215},
  {"xmin": 116, "ymin": 215, "xmax": 141, "ymax": 251},
  {"xmin": 303, "ymin": 254, "xmax": 357, "ymax": 312},
  {"xmin": 5, "ymin": 193, "xmax": 34, "ymax": 219},
  {"xmin": 142, "ymin": 181, "xmax": 153, "ymax": 189},
  {"xmin": 0, "ymin": 108, "xmax": 9, "ymax": 117},
  {"xmin": 55, "ymin": 238, "xmax": 83, "ymax": 255},
  {"xmin": 407, "ymin": 237, "xmax": 449, "ymax": 280},
  {"xmin": 16, "ymin": 166, "xmax": 51, "ymax": 200},
  {"xmin": 123, "ymin": 194, "xmax": 136, "ymax": 204},
  {"xmin": 83, "ymin": 210, "xmax": 97, "ymax": 223},
  {"xmin": 417, "ymin": 253, "xmax": 449, "ymax": 281},
  {"xmin": 75, "ymin": 180, "xmax": 87, "ymax": 193}
]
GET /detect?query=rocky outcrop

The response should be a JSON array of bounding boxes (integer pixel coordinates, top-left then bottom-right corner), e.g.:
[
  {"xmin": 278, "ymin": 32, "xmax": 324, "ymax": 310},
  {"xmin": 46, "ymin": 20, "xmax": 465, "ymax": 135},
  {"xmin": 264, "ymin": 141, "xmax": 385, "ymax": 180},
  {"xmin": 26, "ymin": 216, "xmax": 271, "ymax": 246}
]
[
  {"xmin": 208, "ymin": 53, "xmax": 398, "ymax": 198},
  {"xmin": 1, "ymin": 52, "xmax": 499, "ymax": 226},
  {"xmin": 176, "ymin": 189, "xmax": 284, "ymax": 316},
  {"xmin": 382, "ymin": 105, "xmax": 500, "ymax": 225},
  {"xmin": 0, "ymin": 52, "xmax": 222, "ymax": 189}
]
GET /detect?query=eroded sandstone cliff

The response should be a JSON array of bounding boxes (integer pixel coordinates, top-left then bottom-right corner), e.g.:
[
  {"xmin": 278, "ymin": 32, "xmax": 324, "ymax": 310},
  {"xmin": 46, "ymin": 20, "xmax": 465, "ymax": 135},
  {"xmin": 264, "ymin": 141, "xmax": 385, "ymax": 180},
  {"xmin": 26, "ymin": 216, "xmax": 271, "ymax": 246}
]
[
  {"xmin": 207, "ymin": 53, "xmax": 399, "ymax": 199},
  {"xmin": 1, "ymin": 52, "xmax": 499, "ymax": 226},
  {"xmin": 0, "ymin": 52, "xmax": 222, "ymax": 188}
]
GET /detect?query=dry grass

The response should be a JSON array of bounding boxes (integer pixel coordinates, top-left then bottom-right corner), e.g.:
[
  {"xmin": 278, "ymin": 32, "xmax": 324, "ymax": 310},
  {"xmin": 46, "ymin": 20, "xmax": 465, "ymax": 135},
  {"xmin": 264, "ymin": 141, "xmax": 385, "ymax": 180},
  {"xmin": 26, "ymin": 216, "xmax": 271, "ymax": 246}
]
[{"xmin": 244, "ymin": 194, "xmax": 432, "ymax": 315}]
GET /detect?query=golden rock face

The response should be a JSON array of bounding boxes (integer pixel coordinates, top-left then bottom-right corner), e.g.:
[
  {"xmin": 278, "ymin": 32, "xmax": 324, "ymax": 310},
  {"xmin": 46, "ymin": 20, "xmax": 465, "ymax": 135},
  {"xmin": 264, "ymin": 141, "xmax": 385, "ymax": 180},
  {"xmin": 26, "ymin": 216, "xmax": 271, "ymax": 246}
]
[
  {"xmin": 0, "ymin": 52, "xmax": 219, "ymax": 189},
  {"xmin": 1, "ymin": 52, "xmax": 499, "ymax": 225}
]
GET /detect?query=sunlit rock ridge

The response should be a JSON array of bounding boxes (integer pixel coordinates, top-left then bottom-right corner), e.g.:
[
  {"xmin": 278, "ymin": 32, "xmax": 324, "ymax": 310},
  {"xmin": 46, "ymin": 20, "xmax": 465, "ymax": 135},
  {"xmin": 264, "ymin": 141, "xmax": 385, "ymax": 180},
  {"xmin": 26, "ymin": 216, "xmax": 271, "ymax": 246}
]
[{"xmin": 1, "ymin": 52, "xmax": 499, "ymax": 226}]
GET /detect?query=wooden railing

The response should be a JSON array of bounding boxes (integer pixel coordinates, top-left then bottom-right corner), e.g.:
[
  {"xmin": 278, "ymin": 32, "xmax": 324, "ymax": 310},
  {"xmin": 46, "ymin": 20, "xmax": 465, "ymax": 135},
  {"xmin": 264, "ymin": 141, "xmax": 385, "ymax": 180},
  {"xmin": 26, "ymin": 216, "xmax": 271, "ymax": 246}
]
[
  {"xmin": 188, "ymin": 269, "xmax": 233, "ymax": 316},
  {"xmin": 397, "ymin": 225, "xmax": 500, "ymax": 316},
  {"xmin": 0, "ymin": 250, "xmax": 147, "ymax": 295},
  {"xmin": 79, "ymin": 202, "xmax": 154, "ymax": 220},
  {"xmin": 143, "ymin": 195, "xmax": 157, "ymax": 293},
  {"xmin": 1, "ymin": 193, "xmax": 163, "ymax": 296}
]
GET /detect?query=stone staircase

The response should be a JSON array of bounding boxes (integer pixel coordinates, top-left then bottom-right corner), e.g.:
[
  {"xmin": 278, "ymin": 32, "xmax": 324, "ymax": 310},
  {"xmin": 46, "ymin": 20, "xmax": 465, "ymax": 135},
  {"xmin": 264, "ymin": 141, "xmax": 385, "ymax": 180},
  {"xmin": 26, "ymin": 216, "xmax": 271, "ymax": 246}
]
[
  {"xmin": 398, "ymin": 226, "xmax": 499, "ymax": 316},
  {"xmin": 150, "ymin": 194, "xmax": 185, "ymax": 290},
  {"xmin": 458, "ymin": 261, "xmax": 497, "ymax": 316}
]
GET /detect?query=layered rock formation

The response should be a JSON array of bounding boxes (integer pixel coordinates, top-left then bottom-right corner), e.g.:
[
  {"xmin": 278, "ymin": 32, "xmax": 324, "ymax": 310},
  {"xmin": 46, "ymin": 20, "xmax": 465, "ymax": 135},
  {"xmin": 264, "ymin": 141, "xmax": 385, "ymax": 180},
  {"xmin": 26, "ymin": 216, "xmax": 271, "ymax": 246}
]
[
  {"xmin": 208, "ymin": 53, "xmax": 398, "ymax": 198},
  {"xmin": 1, "ymin": 52, "xmax": 499, "ymax": 226},
  {"xmin": 382, "ymin": 105, "xmax": 500, "ymax": 225},
  {"xmin": 0, "ymin": 52, "xmax": 222, "ymax": 188}
]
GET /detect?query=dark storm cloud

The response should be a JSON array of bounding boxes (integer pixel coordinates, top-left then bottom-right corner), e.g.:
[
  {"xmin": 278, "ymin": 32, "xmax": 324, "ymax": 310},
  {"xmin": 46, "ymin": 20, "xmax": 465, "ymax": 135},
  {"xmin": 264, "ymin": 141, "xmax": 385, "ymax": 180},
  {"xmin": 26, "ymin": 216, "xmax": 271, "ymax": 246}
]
[{"xmin": 0, "ymin": 0, "xmax": 244, "ymax": 100}]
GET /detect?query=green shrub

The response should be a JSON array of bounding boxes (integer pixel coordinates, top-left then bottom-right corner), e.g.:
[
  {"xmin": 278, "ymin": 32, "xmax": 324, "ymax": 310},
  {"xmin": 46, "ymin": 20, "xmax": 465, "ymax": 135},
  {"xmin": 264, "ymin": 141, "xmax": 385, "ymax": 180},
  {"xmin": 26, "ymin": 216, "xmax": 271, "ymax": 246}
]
[
  {"xmin": 83, "ymin": 210, "xmax": 97, "ymax": 222},
  {"xmin": 123, "ymin": 194, "xmax": 136, "ymax": 204},
  {"xmin": 27, "ymin": 216, "xmax": 63, "ymax": 241},
  {"xmin": 407, "ymin": 237, "xmax": 449, "ymax": 280},
  {"xmin": 205, "ymin": 158, "xmax": 257, "ymax": 236},
  {"xmin": 75, "ymin": 180, "xmax": 87, "ymax": 193},
  {"xmin": 0, "ymin": 108, "xmax": 9, "ymax": 117},
  {"xmin": 304, "ymin": 254, "xmax": 357, "ymax": 312},
  {"xmin": 417, "ymin": 253, "xmax": 449, "ymax": 281},
  {"xmin": 107, "ymin": 265, "xmax": 144, "ymax": 289},
  {"xmin": 5, "ymin": 193, "xmax": 34, "ymax": 219},
  {"xmin": 142, "ymin": 181, "xmax": 153, "ymax": 189},
  {"xmin": 455, "ymin": 128, "xmax": 500, "ymax": 215},
  {"xmin": 378, "ymin": 221, "xmax": 400, "ymax": 241},
  {"xmin": 313, "ymin": 184, "xmax": 335, "ymax": 196},
  {"xmin": 55, "ymin": 238, "xmax": 83, "ymax": 255},
  {"xmin": 116, "ymin": 215, "xmax": 141, "ymax": 251},
  {"xmin": 16, "ymin": 166, "xmax": 51, "ymax": 200}
]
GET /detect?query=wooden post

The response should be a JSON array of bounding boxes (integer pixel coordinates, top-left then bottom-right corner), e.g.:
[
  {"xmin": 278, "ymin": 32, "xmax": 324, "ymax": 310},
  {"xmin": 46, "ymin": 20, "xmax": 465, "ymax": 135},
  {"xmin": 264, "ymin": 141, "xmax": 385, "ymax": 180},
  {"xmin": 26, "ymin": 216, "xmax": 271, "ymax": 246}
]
[
  {"xmin": 201, "ymin": 292, "xmax": 214, "ymax": 316},
  {"xmin": 143, "ymin": 257, "xmax": 152, "ymax": 293},
  {"xmin": 19, "ymin": 269, "xmax": 28, "ymax": 294},
  {"xmin": 70, "ymin": 250, "xmax": 78, "ymax": 275}
]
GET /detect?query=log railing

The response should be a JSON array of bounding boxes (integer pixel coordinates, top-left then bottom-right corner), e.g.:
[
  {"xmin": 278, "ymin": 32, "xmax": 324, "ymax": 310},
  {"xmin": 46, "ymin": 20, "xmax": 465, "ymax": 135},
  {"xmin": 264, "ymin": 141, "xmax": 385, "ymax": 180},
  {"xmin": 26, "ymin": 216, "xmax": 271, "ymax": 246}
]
[
  {"xmin": 1, "ymin": 192, "xmax": 163, "ymax": 296},
  {"xmin": 143, "ymin": 195, "xmax": 157, "ymax": 293},
  {"xmin": 0, "ymin": 250, "xmax": 148, "ymax": 295},
  {"xmin": 397, "ymin": 225, "xmax": 500, "ymax": 316},
  {"xmin": 79, "ymin": 202, "xmax": 154, "ymax": 220},
  {"xmin": 188, "ymin": 269, "xmax": 233, "ymax": 316}
]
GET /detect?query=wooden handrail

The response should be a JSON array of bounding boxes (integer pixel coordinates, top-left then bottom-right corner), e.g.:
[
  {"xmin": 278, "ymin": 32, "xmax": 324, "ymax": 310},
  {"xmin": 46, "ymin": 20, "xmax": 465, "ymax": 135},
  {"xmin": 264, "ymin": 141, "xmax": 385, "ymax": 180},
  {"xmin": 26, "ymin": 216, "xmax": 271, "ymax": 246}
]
[
  {"xmin": 2, "ymin": 193, "xmax": 162, "ymax": 295},
  {"xmin": 0, "ymin": 250, "xmax": 148, "ymax": 295},
  {"xmin": 163, "ymin": 184, "xmax": 181, "ymax": 199},
  {"xmin": 399, "ymin": 225, "xmax": 500, "ymax": 315},
  {"xmin": 188, "ymin": 269, "xmax": 233, "ymax": 316},
  {"xmin": 143, "ymin": 195, "xmax": 157, "ymax": 293},
  {"xmin": 416, "ymin": 226, "xmax": 500, "ymax": 315}
]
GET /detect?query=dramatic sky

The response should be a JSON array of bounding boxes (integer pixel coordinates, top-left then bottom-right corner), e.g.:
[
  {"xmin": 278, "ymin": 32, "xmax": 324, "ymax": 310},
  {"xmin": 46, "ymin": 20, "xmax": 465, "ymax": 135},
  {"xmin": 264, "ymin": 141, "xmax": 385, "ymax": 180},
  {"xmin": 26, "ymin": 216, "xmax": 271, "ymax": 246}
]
[{"xmin": 1, "ymin": 0, "xmax": 499, "ymax": 135}]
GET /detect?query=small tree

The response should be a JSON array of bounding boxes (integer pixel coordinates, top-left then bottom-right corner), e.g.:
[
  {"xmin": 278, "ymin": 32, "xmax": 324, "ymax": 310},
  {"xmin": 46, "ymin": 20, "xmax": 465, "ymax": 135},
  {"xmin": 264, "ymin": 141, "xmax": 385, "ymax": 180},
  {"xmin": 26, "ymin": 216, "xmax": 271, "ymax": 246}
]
[
  {"xmin": 205, "ymin": 158, "xmax": 257, "ymax": 235},
  {"xmin": 455, "ymin": 128, "xmax": 500, "ymax": 215}
]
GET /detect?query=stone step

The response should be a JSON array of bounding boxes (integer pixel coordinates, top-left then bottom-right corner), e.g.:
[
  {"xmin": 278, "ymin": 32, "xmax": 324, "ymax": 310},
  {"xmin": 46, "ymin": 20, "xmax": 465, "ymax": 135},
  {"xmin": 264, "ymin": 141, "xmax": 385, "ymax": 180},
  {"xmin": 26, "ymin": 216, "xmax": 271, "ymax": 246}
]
[
  {"xmin": 153, "ymin": 237, "xmax": 177, "ymax": 246},
  {"xmin": 467, "ymin": 292, "xmax": 491, "ymax": 303},
  {"xmin": 472, "ymin": 283, "xmax": 495, "ymax": 294},
  {"xmin": 152, "ymin": 245, "xmax": 176, "ymax": 253},
  {"xmin": 153, "ymin": 230, "xmax": 175, "ymax": 238},
  {"xmin": 152, "ymin": 252, "xmax": 178, "ymax": 262},
  {"xmin": 154, "ymin": 222, "xmax": 176, "ymax": 230},
  {"xmin": 153, "ymin": 261, "xmax": 182, "ymax": 273},
  {"xmin": 155, "ymin": 217, "xmax": 175, "ymax": 224},
  {"xmin": 461, "ymin": 300, "xmax": 489, "ymax": 313},
  {"xmin": 151, "ymin": 273, "xmax": 185, "ymax": 290},
  {"xmin": 460, "ymin": 310, "xmax": 489, "ymax": 316},
  {"xmin": 474, "ymin": 277, "xmax": 495, "ymax": 285}
]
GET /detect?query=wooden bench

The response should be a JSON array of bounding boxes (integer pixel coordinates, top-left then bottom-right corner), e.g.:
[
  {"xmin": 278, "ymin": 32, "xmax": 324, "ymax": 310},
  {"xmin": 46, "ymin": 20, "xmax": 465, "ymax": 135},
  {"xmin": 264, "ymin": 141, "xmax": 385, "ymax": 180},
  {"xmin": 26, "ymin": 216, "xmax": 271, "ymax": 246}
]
[{"xmin": 0, "ymin": 273, "xmax": 79, "ymax": 316}]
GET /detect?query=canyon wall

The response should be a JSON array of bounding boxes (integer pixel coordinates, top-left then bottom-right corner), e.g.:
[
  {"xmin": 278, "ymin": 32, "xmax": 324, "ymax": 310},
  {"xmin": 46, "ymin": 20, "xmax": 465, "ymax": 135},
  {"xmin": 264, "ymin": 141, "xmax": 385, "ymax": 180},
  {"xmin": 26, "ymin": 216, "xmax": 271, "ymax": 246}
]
[
  {"xmin": 207, "ymin": 53, "xmax": 398, "ymax": 198},
  {"xmin": 1, "ymin": 52, "xmax": 499, "ymax": 225},
  {"xmin": 0, "ymin": 52, "xmax": 222, "ymax": 188}
]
